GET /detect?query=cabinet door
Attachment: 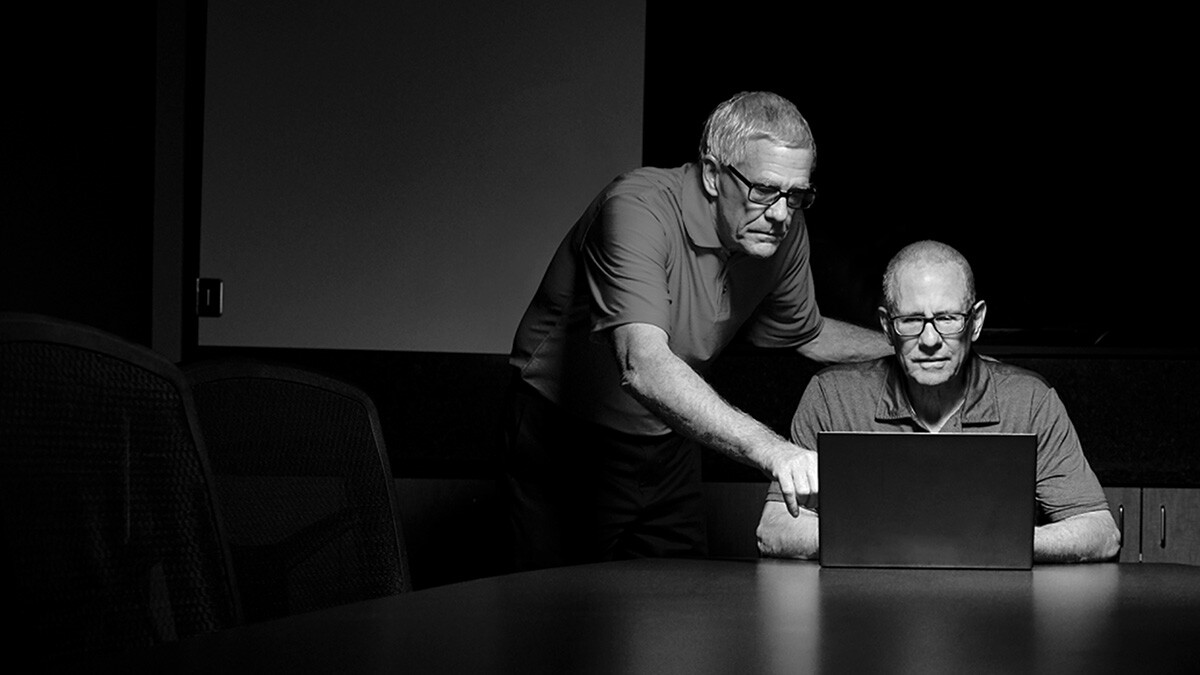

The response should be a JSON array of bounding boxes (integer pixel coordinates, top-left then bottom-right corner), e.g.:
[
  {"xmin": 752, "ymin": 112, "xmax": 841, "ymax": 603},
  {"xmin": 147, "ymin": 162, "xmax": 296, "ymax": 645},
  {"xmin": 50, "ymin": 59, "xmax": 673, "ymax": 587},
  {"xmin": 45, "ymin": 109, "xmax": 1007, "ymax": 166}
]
[
  {"xmin": 1141, "ymin": 488, "xmax": 1200, "ymax": 566},
  {"xmin": 1103, "ymin": 487, "xmax": 1142, "ymax": 563}
]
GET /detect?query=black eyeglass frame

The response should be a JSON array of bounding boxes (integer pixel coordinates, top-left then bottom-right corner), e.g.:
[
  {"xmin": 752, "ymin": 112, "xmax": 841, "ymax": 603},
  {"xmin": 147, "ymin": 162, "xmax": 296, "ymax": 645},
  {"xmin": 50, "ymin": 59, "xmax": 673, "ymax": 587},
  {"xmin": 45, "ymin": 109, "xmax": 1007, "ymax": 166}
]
[
  {"xmin": 726, "ymin": 165, "xmax": 817, "ymax": 210},
  {"xmin": 887, "ymin": 306, "xmax": 979, "ymax": 338}
]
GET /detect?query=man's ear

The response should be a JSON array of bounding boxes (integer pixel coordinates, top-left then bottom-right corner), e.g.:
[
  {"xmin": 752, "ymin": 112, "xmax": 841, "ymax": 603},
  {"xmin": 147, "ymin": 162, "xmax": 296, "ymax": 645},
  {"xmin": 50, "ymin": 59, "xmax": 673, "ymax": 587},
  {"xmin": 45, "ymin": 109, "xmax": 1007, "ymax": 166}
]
[
  {"xmin": 701, "ymin": 156, "xmax": 721, "ymax": 199},
  {"xmin": 877, "ymin": 307, "xmax": 896, "ymax": 346},
  {"xmin": 969, "ymin": 300, "xmax": 987, "ymax": 342}
]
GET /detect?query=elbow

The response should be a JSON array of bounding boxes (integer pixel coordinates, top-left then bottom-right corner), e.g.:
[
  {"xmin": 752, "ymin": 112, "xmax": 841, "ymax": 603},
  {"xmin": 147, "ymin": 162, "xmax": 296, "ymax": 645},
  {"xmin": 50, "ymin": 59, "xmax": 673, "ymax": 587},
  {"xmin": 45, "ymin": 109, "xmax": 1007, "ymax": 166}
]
[
  {"xmin": 1076, "ymin": 513, "xmax": 1124, "ymax": 563},
  {"xmin": 613, "ymin": 337, "xmax": 663, "ymax": 401},
  {"xmin": 795, "ymin": 334, "xmax": 834, "ymax": 365},
  {"xmin": 618, "ymin": 363, "xmax": 649, "ymax": 399},
  {"xmin": 1083, "ymin": 537, "xmax": 1121, "ymax": 564},
  {"xmin": 617, "ymin": 362, "xmax": 663, "ymax": 418},
  {"xmin": 1099, "ymin": 520, "xmax": 1123, "ymax": 561},
  {"xmin": 1089, "ymin": 511, "xmax": 1123, "ymax": 562}
]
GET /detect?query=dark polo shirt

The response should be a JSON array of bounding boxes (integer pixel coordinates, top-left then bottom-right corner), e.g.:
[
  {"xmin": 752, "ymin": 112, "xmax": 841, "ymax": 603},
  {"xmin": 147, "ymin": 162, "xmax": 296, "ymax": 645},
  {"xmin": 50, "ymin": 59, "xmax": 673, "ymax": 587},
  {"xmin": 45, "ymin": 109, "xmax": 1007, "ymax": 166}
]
[
  {"xmin": 511, "ymin": 163, "xmax": 823, "ymax": 436},
  {"xmin": 769, "ymin": 354, "xmax": 1109, "ymax": 523}
]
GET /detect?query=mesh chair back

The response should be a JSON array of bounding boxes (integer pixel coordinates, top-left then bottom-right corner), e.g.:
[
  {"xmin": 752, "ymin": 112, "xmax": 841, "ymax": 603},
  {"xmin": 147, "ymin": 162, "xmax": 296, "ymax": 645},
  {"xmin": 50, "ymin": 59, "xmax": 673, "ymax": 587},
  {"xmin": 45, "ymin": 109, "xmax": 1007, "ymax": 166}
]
[
  {"xmin": 184, "ymin": 359, "xmax": 410, "ymax": 623},
  {"xmin": 0, "ymin": 313, "xmax": 239, "ymax": 659}
]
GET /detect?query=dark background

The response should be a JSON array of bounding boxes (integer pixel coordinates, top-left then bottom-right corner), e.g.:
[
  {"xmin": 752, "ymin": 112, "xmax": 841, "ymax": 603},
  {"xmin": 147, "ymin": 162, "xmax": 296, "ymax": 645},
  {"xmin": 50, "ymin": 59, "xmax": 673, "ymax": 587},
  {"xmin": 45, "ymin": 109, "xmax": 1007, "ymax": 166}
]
[
  {"xmin": 4, "ymin": 4, "xmax": 157, "ymax": 346},
  {"xmin": 644, "ymin": 7, "xmax": 1192, "ymax": 347}
]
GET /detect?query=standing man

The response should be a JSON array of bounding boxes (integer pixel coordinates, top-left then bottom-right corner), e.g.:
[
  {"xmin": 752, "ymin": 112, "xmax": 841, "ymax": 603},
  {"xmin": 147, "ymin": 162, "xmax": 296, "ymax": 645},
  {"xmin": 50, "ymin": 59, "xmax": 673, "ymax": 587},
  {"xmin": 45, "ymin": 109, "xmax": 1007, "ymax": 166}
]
[
  {"xmin": 505, "ymin": 91, "xmax": 889, "ymax": 570},
  {"xmin": 756, "ymin": 240, "xmax": 1120, "ymax": 562}
]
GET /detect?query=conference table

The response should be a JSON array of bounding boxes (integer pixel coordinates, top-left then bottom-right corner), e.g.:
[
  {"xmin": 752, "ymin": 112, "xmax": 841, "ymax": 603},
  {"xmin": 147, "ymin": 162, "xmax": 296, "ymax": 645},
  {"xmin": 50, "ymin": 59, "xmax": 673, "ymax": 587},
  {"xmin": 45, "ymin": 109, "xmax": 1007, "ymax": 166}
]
[{"xmin": 102, "ymin": 558, "xmax": 1198, "ymax": 673}]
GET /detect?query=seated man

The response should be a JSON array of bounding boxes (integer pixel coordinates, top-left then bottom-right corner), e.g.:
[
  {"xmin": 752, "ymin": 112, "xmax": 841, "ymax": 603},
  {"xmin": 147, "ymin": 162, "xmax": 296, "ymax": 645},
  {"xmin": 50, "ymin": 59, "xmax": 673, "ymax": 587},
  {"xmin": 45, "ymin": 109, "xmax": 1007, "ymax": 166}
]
[{"xmin": 756, "ymin": 240, "xmax": 1121, "ymax": 563}]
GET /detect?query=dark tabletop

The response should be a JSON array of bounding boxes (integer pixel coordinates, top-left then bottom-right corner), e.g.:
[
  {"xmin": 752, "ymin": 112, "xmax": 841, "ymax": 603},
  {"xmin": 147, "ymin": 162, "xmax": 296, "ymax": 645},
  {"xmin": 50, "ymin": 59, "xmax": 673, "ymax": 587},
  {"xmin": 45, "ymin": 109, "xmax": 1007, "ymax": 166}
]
[{"xmin": 96, "ymin": 558, "xmax": 1200, "ymax": 674}]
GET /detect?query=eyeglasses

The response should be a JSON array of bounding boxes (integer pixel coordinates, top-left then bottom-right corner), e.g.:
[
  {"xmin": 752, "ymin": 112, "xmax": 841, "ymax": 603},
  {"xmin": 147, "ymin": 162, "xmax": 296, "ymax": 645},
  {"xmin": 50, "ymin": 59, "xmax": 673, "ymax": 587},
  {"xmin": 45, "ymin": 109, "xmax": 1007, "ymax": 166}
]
[
  {"xmin": 888, "ymin": 308, "xmax": 976, "ymax": 337},
  {"xmin": 726, "ymin": 165, "xmax": 817, "ymax": 210}
]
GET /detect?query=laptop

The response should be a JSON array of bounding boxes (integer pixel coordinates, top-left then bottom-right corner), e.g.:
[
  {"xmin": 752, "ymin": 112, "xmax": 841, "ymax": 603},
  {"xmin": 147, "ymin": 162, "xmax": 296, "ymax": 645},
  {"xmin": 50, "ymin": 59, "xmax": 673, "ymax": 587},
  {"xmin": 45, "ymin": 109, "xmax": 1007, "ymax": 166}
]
[{"xmin": 818, "ymin": 431, "xmax": 1036, "ymax": 569}]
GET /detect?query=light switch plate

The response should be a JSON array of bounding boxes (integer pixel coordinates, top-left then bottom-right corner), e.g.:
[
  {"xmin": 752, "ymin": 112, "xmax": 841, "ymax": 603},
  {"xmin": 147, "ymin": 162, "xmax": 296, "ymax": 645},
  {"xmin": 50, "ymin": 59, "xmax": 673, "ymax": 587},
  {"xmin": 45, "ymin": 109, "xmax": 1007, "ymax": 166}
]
[{"xmin": 196, "ymin": 278, "xmax": 224, "ymax": 317}]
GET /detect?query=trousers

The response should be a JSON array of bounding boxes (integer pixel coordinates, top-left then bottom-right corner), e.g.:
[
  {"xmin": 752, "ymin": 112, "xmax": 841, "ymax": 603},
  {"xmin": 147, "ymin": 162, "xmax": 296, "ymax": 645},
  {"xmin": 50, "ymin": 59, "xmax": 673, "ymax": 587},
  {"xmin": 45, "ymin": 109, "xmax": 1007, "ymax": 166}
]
[{"xmin": 500, "ymin": 374, "xmax": 707, "ymax": 571}]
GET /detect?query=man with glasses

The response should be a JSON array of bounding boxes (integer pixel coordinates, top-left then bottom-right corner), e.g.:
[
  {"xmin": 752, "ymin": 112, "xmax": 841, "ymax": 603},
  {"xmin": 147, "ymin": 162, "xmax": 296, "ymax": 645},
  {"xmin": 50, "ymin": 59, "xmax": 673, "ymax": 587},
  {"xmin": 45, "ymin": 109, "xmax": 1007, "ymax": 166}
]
[
  {"xmin": 756, "ymin": 240, "xmax": 1120, "ymax": 562},
  {"xmin": 504, "ymin": 91, "xmax": 891, "ymax": 570}
]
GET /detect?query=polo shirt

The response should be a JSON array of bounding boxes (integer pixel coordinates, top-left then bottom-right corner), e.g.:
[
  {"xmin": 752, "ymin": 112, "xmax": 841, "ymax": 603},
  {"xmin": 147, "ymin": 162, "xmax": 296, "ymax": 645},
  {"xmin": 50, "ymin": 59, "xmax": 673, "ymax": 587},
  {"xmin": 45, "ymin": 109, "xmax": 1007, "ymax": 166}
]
[
  {"xmin": 511, "ymin": 163, "xmax": 823, "ymax": 436},
  {"xmin": 768, "ymin": 354, "xmax": 1110, "ymax": 523}
]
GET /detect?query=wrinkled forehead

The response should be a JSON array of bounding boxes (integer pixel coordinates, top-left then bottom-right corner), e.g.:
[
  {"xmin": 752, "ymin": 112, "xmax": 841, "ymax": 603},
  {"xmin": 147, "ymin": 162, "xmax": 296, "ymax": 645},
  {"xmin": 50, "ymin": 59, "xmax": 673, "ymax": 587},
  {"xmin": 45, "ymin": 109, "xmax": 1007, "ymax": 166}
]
[{"xmin": 739, "ymin": 142, "xmax": 815, "ymax": 181}]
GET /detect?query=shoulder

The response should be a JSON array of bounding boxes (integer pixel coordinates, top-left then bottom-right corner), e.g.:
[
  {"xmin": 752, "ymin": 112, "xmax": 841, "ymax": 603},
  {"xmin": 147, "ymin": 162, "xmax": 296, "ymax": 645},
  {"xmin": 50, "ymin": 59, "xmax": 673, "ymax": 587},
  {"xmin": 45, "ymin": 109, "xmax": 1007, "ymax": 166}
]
[
  {"xmin": 976, "ymin": 356, "xmax": 1067, "ymax": 419},
  {"xmin": 601, "ymin": 165, "xmax": 689, "ymax": 207},
  {"xmin": 573, "ymin": 166, "xmax": 692, "ymax": 252},
  {"xmin": 792, "ymin": 358, "xmax": 891, "ymax": 436},
  {"xmin": 588, "ymin": 166, "xmax": 691, "ymax": 231},
  {"xmin": 981, "ymin": 357, "xmax": 1053, "ymax": 396},
  {"xmin": 810, "ymin": 358, "xmax": 890, "ymax": 389}
]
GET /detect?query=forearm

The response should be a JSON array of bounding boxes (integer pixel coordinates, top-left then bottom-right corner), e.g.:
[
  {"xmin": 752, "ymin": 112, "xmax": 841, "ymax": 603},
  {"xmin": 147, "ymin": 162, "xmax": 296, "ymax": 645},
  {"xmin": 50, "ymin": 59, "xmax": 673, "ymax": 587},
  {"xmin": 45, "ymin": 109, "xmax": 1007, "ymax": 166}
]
[
  {"xmin": 618, "ymin": 331, "xmax": 790, "ymax": 469},
  {"xmin": 1034, "ymin": 510, "xmax": 1122, "ymax": 563},
  {"xmin": 756, "ymin": 502, "xmax": 819, "ymax": 559},
  {"xmin": 797, "ymin": 318, "xmax": 891, "ymax": 364},
  {"xmin": 612, "ymin": 323, "xmax": 817, "ymax": 513}
]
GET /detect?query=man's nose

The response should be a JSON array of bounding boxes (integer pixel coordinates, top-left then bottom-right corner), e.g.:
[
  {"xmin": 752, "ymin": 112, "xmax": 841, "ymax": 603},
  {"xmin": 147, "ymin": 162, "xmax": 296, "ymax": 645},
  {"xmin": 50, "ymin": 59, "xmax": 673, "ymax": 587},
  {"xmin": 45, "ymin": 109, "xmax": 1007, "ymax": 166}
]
[
  {"xmin": 764, "ymin": 197, "xmax": 791, "ymax": 225},
  {"xmin": 919, "ymin": 322, "xmax": 944, "ymax": 348}
]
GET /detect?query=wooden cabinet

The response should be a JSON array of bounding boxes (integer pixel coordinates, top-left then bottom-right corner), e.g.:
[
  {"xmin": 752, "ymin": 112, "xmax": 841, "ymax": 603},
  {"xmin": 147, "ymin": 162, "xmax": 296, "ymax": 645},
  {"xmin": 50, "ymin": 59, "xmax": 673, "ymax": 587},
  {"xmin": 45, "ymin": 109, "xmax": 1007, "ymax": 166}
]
[
  {"xmin": 1103, "ymin": 486, "xmax": 1200, "ymax": 565},
  {"xmin": 1140, "ymin": 488, "xmax": 1200, "ymax": 565}
]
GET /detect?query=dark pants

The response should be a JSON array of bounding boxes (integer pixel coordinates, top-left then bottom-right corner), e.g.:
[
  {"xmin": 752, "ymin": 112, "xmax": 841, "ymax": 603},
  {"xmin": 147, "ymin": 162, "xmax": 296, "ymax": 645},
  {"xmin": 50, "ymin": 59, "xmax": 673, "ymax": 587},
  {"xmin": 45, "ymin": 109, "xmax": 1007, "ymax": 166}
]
[{"xmin": 501, "ymin": 376, "xmax": 707, "ymax": 571}]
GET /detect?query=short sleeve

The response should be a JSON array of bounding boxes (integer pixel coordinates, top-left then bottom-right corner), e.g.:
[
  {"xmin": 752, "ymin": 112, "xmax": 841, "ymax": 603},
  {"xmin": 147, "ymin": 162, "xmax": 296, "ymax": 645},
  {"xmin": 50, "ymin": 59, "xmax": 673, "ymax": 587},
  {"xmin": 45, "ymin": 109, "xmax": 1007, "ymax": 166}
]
[
  {"xmin": 789, "ymin": 373, "xmax": 830, "ymax": 452},
  {"xmin": 581, "ymin": 193, "xmax": 673, "ymax": 335},
  {"xmin": 1033, "ymin": 388, "xmax": 1110, "ymax": 522}
]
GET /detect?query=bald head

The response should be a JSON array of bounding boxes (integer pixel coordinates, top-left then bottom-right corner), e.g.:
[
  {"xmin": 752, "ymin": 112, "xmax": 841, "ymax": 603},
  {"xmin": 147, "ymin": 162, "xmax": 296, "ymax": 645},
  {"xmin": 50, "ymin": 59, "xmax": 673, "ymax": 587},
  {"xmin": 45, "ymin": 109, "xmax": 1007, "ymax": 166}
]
[{"xmin": 881, "ymin": 240, "xmax": 976, "ymax": 314}]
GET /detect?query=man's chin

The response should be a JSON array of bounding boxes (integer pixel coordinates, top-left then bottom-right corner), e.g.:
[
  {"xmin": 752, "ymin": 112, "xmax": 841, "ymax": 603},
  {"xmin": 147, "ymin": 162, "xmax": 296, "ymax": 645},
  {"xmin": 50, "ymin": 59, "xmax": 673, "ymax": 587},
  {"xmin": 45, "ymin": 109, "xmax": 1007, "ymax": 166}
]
[
  {"xmin": 907, "ymin": 368, "xmax": 954, "ymax": 387},
  {"xmin": 740, "ymin": 240, "xmax": 781, "ymax": 259}
]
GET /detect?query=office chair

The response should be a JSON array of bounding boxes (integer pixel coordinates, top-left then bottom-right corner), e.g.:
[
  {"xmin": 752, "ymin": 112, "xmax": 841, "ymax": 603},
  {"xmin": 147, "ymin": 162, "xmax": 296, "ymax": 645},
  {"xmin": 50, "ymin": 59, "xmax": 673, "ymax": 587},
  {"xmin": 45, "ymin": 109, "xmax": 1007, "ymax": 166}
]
[
  {"xmin": 0, "ymin": 313, "xmax": 240, "ymax": 659},
  {"xmin": 183, "ymin": 359, "xmax": 411, "ymax": 623}
]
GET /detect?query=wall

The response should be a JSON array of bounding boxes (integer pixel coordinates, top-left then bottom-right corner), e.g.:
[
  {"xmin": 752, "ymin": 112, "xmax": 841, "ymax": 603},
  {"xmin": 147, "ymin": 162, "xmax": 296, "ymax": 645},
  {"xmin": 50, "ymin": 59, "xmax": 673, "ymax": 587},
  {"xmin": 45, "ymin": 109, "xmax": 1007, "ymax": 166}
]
[{"xmin": 197, "ymin": 0, "xmax": 646, "ymax": 353}]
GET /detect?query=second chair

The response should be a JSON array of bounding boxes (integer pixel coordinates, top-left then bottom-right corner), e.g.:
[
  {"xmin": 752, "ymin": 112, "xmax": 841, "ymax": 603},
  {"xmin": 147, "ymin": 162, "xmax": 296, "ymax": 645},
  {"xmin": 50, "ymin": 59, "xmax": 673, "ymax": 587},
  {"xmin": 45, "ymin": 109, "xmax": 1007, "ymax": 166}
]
[{"xmin": 184, "ymin": 359, "xmax": 410, "ymax": 623}]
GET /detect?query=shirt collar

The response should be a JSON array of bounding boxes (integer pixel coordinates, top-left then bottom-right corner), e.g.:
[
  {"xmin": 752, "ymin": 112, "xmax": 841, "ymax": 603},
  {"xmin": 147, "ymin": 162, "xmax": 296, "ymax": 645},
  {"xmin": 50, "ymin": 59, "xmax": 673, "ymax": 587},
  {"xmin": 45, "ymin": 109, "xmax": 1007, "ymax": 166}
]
[
  {"xmin": 681, "ymin": 162, "xmax": 723, "ymax": 250},
  {"xmin": 875, "ymin": 352, "xmax": 1001, "ymax": 426}
]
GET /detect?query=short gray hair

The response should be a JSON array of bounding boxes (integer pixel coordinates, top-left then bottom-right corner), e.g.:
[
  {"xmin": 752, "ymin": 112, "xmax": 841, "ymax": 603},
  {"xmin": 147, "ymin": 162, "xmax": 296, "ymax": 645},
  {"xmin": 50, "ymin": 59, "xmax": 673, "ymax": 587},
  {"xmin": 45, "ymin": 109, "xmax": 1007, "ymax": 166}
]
[
  {"xmin": 699, "ymin": 91, "xmax": 817, "ymax": 167},
  {"xmin": 881, "ymin": 240, "xmax": 976, "ymax": 313}
]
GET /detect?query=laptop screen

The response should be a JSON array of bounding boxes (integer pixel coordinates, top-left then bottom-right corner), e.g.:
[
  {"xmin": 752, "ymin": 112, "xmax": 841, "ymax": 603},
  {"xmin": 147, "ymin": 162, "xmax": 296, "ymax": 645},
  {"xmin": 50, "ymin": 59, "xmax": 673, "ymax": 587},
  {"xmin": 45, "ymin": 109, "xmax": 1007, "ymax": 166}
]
[{"xmin": 818, "ymin": 432, "xmax": 1037, "ymax": 569}]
